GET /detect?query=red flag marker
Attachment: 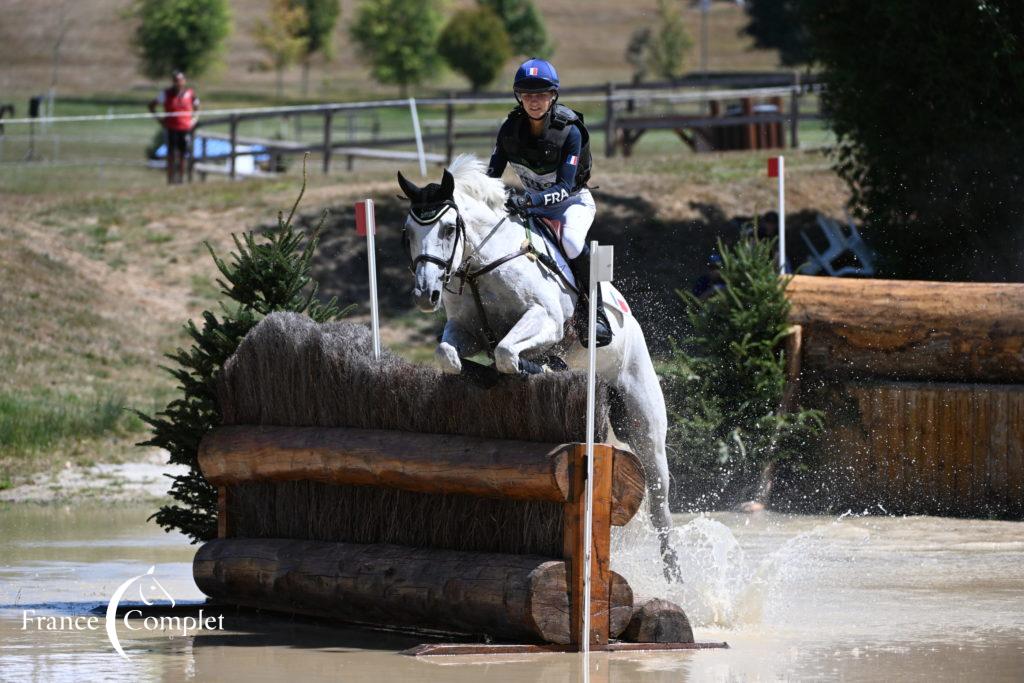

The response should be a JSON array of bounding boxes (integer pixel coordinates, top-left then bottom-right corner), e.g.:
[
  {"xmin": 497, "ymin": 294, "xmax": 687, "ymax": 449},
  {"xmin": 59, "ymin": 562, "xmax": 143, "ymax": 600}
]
[
  {"xmin": 767, "ymin": 157, "xmax": 780, "ymax": 178},
  {"xmin": 355, "ymin": 200, "xmax": 375, "ymax": 236}
]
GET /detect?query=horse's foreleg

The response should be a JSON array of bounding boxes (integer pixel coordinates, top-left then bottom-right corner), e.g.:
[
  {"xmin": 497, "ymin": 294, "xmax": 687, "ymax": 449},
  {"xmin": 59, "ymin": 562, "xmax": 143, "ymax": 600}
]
[
  {"xmin": 437, "ymin": 318, "xmax": 484, "ymax": 374},
  {"xmin": 616, "ymin": 341, "xmax": 684, "ymax": 583},
  {"xmin": 494, "ymin": 306, "xmax": 561, "ymax": 375}
]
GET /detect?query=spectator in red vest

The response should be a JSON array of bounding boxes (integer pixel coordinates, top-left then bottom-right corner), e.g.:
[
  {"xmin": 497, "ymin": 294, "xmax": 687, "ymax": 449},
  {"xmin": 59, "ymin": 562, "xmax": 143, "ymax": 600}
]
[{"xmin": 148, "ymin": 70, "xmax": 200, "ymax": 185}]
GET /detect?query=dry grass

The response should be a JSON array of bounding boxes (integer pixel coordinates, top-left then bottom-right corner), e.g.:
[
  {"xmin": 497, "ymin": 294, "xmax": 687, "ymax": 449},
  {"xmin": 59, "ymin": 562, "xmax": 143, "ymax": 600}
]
[{"xmin": 0, "ymin": 0, "xmax": 779, "ymax": 99}]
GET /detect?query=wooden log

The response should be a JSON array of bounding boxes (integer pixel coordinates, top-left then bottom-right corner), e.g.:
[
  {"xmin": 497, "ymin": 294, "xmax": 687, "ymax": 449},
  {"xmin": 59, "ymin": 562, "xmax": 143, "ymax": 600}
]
[
  {"xmin": 786, "ymin": 275, "xmax": 1024, "ymax": 383},
  {"xmin": 621, "ymin": 598, "xmax": 694, "ymax": 644},
  {"xmin": 198, "ymin": 425, "xmax": 645, "ymax": 526},
  {"xmin": 193, "ymin": 538, "xmax": 634, "ymax": 644}
]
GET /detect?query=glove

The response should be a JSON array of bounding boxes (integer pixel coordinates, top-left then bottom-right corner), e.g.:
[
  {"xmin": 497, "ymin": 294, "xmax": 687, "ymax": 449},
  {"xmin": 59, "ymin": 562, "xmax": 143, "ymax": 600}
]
[{"xmin": 505, "ymin": 190, "xmax": 532, "ymax": 215}]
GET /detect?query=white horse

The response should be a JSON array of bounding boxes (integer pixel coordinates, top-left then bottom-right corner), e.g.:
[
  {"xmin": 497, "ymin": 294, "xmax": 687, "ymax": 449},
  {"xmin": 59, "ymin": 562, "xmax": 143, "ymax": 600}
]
[{"xmin": 398, "ymin": 154, "xmax": 680, "ymax": 581}]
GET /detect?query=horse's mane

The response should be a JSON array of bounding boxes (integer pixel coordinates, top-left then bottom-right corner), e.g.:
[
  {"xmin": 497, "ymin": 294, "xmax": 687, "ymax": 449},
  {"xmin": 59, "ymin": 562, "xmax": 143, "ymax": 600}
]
[{"xmin": 448, "ymin": 153, "xmax": 507, "ymax": 214}]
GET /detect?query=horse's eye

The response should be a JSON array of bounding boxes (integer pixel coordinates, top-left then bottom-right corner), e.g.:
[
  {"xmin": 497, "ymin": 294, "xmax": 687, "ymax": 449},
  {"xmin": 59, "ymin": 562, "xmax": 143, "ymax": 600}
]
[{"xmin": 443, "ymin": 224, "xmax": 456, "ymax": 238}]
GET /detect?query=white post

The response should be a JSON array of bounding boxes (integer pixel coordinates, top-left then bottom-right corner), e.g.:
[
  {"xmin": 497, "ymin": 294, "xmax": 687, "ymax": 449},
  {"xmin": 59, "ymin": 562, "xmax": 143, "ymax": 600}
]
[
  {"xmin": 408, "ymin": 97, "xmax": 427, "ymax": 178},
  {"xmin": 778, "ymin": 155, "xmax": 786, "ymax": 274},
  {"xmin": 364, "ymin": 199, "xmax": 381, "ymax": 360},
  {"xmin": 583, "ymin": 241, "xmax": 613, "ymax": 657}
]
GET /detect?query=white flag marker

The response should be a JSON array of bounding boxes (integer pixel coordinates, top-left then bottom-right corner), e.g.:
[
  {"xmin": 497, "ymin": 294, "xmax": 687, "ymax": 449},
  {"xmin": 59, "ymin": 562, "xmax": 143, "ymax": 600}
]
[
  {"xmin": 355, "ymin": 199, "xmax": 381, "ymax": 360},
  {"xmin": 583, "ymin": 242, "xmax": 613, "ymax": 657}
]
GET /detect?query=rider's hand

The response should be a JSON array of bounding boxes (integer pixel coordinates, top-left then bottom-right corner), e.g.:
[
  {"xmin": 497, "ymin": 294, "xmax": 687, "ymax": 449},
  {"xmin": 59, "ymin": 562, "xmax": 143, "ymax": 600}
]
[{"xmin": 505, "ymin": 191, "xmax": 532, "ymax": 215}]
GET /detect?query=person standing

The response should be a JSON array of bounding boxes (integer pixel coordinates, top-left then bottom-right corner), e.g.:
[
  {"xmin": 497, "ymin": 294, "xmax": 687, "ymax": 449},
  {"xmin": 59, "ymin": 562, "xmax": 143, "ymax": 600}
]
[{"xmin": 148, "ymin": 70, "xmax": 200, "ymax": 184}]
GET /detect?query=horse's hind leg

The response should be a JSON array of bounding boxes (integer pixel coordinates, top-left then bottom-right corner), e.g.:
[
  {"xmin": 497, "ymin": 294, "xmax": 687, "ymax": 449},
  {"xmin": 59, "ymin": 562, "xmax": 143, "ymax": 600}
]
[{"xmin": 615, "ymin": 334, "xmax": 684, "ymax": 583}]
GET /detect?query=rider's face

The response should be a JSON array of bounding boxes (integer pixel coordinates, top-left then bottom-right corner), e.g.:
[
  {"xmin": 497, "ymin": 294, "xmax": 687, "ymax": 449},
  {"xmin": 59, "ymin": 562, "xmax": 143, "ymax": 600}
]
[{"xmin": 518, "ymin": 91, "xmax": 555, "ymax": 118}]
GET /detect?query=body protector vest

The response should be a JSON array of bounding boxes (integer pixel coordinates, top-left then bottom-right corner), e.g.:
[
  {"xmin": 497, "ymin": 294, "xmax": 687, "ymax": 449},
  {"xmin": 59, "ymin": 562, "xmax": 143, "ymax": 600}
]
[{"xmin": 498, "ymin": 103, "xmax": 592, "ymax": 194}]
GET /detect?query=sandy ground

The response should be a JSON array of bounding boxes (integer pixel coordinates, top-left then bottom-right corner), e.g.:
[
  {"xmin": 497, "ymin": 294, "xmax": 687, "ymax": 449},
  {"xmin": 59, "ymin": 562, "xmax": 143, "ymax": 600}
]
[{"xmin": 0, "ymin": 448, "xmax": 188, "ymax": 504}]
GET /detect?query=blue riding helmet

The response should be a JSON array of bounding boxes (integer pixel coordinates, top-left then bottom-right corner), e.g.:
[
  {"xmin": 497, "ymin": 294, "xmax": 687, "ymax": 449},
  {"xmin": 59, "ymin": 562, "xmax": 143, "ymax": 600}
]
[{"xmin": 514, "ymin": 58, "xmax": 560, "ymax": 93}]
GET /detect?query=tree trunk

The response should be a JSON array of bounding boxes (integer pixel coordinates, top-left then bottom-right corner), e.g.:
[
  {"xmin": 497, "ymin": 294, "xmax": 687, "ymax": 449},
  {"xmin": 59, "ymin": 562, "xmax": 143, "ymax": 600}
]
[
  {"xmin": 194, "ymin": 538, "xmax": 634, "ymax": 644},
  {"xmin": 786, "ymin": 275, "xmax": 1024, "ymax": 382},
  {"xmin": 198, "ymin": 425, "xmax": 646, "ymax": 527},
  {"xmin": 301, "ymin": 58, "xmax": 310, "ymax": 97}
]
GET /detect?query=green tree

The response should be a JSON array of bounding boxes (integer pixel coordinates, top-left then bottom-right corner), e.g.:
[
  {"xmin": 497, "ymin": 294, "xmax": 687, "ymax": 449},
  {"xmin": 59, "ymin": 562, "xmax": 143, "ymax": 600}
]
[
  {"xmin": 438, "ymin": 9, "xmax": 512, "ymax": 92},
  {"xmin": 478, "ymin": 0, "xmax": 552, "ymax": 59},
  {"xmin": 661, "ymin": 237, "xmax": 822, "ymax": 510},
  {"xmin": 350, "ymin": 0, "xmax": 443, "ymax": 96},
  {"xmin": 741, "ymin": 0, "xmax": 810, "ymax": 66},
  {"xmin": 626, "ymin": 1, "xmax": 691, "ymax": 83},
  {"xmin": 253, "ymin": 0, "xmax": 309, "ymax": 99},
  {"xmin": 141, "ymin": 165, "xmax": 349, "ymax": 543},
  {"xmin": 131, "ymin": 0, "xmax": 231, "ymax": 80},
  {"xmin": 648, "ymin": 0, "xmax": 690, "ymax": 81},
  {"xmin": 625, "ymin": 27, "xmax": 653, "ymax": 84},
  {"xmin": 801, "ymin": 0, "xmax": 1024, "ymax": 280},
  {"xmin": 293, "ymin": 0, "xmax": 342, "ymax": 96}
]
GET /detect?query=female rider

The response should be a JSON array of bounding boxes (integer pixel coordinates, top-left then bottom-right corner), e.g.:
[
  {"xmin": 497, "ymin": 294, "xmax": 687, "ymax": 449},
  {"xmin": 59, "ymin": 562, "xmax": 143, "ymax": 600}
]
[{"xmin": 486, "ymin": 58, "xmax": 611, "ymax": 348}]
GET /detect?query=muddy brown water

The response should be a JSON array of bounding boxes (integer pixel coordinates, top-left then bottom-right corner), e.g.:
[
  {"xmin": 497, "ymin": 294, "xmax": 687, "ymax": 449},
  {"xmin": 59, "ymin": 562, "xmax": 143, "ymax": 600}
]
[{"xmin": 1, "ymin": 503, "xmax": 1023, "ymax": 681}]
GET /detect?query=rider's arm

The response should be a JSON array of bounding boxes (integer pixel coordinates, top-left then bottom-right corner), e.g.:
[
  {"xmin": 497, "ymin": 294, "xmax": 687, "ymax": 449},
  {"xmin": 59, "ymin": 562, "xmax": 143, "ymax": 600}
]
[
  {"xmin": 486, "ymin": 129, "xmax": 508, "ymax": 179},
  {"xmin": 524, "ymin": 125, "xmax": 581, "ymax": 208}
]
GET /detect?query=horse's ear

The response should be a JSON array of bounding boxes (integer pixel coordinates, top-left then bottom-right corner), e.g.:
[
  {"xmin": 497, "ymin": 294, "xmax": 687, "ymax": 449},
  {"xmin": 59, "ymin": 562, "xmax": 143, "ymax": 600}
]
[
  {"xmin": 397, "ymin": 171, "xmax": 420, "ymax": 201},
  {"xmin": 440, "ymin": 169, "xmax": 455, "ymax": 199}
]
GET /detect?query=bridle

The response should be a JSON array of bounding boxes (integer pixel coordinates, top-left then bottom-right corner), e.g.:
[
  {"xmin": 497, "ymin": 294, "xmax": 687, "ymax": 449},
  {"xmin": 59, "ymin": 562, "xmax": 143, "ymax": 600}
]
[
  {"xmin": 402, "ymin": 199, "xmax": 466, "ymax": 291},
  {"xmin": 402, "ymin": 197, "xmax": 579, "ymax": 355}
]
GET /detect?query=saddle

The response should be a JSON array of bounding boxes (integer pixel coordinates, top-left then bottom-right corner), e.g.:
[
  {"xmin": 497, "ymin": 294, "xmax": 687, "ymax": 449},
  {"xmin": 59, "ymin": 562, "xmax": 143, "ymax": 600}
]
[{"xmin": 531, "ymin": 216, "xmax": 571, "ymax": 265}]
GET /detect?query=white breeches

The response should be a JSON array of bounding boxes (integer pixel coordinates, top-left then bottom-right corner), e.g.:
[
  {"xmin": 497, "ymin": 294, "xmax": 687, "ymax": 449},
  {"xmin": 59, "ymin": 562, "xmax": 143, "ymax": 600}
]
[{"xmin": 530, "ymin": 189, "xmax": 596, "ymax": 259}]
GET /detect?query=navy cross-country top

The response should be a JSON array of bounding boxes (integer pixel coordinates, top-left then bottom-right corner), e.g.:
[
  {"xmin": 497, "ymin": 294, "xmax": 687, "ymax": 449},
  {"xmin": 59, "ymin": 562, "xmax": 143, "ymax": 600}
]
[{"xmin": 486, "ymin": 122, "xmax": 583, "ymax": 209}]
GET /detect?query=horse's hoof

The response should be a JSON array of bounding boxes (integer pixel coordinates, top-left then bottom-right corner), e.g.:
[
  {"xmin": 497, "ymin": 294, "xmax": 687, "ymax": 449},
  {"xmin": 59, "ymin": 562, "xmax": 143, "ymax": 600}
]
[
  {"xmin": 736, "ymin": 500, "xmax": 765, "ymax": 514},
  {"xmin": 494, "ymin": 346, "xmax": 519, "ymax": 375},
  {"xmin": 661, "ymin": 545, "xmax": 684, "ymax": 584},
  {"xmin": 435, "ymin": 344, "xmax": 462, "ymax": 375}
]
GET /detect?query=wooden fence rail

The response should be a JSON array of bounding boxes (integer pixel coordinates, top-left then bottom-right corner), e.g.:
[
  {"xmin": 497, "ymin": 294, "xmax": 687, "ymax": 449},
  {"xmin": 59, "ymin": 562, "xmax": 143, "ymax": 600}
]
[{"xmin": 188, "ymin": 78, "xmax": 822, "ymax": 179}]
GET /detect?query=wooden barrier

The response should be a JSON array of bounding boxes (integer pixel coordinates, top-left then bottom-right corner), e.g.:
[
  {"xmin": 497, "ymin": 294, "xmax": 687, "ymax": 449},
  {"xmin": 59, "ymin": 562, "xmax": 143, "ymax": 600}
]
[
  {"xmin": 785, "ymin": 276, "xmax": 1024, "ymax": 517},
  {"xmin": 826, "ymin": 382, "xmax": 1024, "ymax": 517},
  {"xmin": 786, "ymin": 275, "xmax": 1024, "ymax": 383},
  {"xmin": 192, "ymin": 426, "xmax": 699, "ymax": 650}
]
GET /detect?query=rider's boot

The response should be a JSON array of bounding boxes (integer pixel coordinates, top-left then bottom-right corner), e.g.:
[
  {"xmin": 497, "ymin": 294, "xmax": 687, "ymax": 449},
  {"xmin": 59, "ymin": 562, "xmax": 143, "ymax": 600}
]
[{"xmin": 569, "ymin": 244, "xmax": 613, "ymax": 348}]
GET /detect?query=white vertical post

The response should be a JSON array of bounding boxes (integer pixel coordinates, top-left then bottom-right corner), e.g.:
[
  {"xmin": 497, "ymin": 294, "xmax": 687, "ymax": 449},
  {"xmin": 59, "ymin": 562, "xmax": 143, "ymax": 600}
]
[
  {"xmin": 583, "ymin": 241, "xmax": 613, "ymax": 658},
  {"xmin": 408, "ymin": 97, "xmax": 427, "ymax": 178},
  {"xmin": 363, "ymin": 199, "xmax": 382, "ymax": 360},
  {"xmin": 778, "ymin": 155, "xmax": 786, "ymax": 274}
]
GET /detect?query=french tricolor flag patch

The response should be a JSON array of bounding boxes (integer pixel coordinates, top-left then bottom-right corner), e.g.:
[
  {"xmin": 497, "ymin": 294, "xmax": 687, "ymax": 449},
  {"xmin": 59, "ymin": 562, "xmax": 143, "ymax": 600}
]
[
  {"xmin": 568, "ymin": 155, "xmax": 578, "ymax": 166},
  {"xmin": 528, "ymin": 67, "xmax": 539, "ymax": 76}
]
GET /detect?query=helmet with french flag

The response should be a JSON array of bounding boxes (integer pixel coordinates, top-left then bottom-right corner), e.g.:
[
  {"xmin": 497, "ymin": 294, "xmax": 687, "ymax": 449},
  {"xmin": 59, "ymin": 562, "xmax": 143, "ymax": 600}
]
[{"xmin": 513, "ymin": 58, "xmax": 559, "ymax": 93}]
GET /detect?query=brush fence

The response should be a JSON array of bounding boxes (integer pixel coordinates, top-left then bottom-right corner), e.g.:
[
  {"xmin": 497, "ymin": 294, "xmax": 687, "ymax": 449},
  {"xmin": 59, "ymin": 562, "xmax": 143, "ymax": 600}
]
[
  {"xmin": 787, "ymin": 275, "xmax": 1024, "ymax": 516},
  {"xmin": 194, "ymin": 428, "xmax": 644, "ymax": 646},
  {"xmin": 189, "ymin": 312, "xmax": 647, "ymax": 647}
]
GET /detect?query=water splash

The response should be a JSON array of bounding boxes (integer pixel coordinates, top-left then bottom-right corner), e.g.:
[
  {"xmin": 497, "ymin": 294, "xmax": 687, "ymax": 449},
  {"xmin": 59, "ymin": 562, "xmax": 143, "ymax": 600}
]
[{"xmin": 611, "ymin": 508, "xmax": 871, "ymax": 629}]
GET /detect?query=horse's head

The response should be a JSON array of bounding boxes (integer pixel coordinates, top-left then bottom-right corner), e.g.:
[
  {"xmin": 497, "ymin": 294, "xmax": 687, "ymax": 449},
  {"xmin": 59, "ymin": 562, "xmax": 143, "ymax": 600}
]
[
  {"xmin": 398, "ymin": 169, "xmax": 464, "ymax": 312},
  {"xmin": 137, "ymin": 565, "xmax": 176, "ymax": 607}
]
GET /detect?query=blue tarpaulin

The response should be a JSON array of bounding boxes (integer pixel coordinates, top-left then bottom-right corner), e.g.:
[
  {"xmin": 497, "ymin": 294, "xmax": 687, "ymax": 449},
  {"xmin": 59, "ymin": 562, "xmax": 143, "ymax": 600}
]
[{"xmin": 153, "ymin": 136, "xmax": 271, "ymax": 162}]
